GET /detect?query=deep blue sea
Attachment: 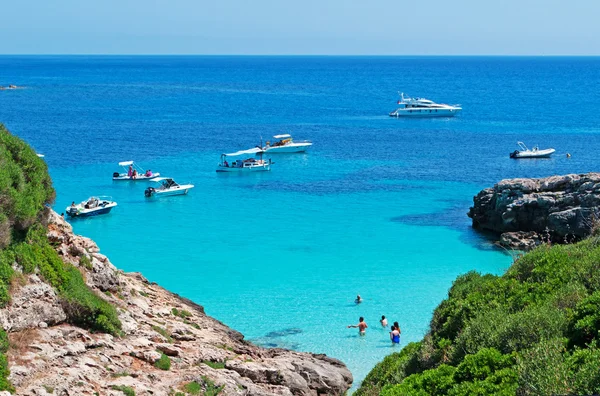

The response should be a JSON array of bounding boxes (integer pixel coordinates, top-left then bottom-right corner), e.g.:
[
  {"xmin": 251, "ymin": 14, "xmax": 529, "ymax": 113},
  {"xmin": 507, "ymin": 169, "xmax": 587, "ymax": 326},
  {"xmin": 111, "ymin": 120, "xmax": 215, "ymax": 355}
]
[{"xmin": 1, "ymin": 56, "xmax": 600, "ymax": 387}]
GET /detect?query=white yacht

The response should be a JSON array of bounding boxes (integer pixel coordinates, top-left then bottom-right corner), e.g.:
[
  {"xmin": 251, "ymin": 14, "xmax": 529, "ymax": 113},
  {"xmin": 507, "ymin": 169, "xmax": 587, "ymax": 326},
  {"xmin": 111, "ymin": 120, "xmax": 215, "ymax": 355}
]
[
  {"xmin": 264, "ymin": 134, "xmax": 312, "ymax": 153},
  {"xmin": 113, "ymin": 160, "xmax": 160, "ymax": 181},
  {"xmin": 144, "ymin": 177, "xmax": 194, "ymax": 197},
  {"xmin": 216, "ymin": 148, "xmax": 272, "ymax": 173},
  {"xmin": 510, "ymin": 142, "xmax": 555, "ymax": 159},
  {"xmin": 389, "ymin": 93, "xmax": 462, "ymax": 117}
]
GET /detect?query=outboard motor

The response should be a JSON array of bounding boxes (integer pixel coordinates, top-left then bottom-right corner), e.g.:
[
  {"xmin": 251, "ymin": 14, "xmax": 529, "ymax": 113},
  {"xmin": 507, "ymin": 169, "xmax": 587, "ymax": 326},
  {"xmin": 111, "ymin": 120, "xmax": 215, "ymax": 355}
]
[
  {"xmin": 113, "ymin": 172, "xmax": 120, "ymax": 178},
  {"xmin": 509, "ymin": 150, "xmax": 519, "ymax": 159},
  {"xmin": 144, "ymin": 187, "xmax": 155, "ymax": 197}
]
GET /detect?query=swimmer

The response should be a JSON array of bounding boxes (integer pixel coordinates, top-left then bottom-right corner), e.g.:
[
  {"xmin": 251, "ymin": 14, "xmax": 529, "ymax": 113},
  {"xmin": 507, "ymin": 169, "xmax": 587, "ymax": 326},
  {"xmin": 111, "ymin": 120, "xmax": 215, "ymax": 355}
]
[
  {"xmin": 355, "ymin": 294, "xmax": 363, "ymax": 304},
  {"xmin": 567, "ymin": 153, "xmax": 571, "ymax": 158},
  {"xmin": 347, "ymin": 317, "xmax": 368, "ymax": 335},
  {"xmin": 390, "ymin": 326, "xmax": 400, "ymax": 344},
  {"xmin": 380, "ymin": 315, "xmax": 388, "ymax": 327}
]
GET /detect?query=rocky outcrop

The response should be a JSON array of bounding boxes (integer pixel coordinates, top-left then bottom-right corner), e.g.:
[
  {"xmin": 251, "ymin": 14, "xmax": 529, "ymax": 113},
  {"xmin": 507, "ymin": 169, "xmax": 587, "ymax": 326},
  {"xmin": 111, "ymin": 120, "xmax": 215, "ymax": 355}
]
[
  {"xmin": 3, "ymin": 211, "xmax": 352, "ymax": 395},
  {"xmin": 468, "ymin": 173, "xmax": 600, "ymax": 250}
]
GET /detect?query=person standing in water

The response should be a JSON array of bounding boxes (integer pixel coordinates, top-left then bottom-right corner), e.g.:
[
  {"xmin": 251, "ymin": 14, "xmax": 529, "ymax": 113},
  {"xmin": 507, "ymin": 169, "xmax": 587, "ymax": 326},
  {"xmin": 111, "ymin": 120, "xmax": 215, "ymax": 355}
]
[
  {"xmin": 380, "ymin": 315, "xmax": 388, "ymax": 327},
  {"xmin": 393, "ymin": 321, "xmax": 402, "ymax": 336},
  {"xmin": 390, "ymin": 326, "xmax": 400, "ymax": 344},
  {"xmin": 355, "ymin": 295, "xmax": 363, "ymax": 304},
  {"xmin": 348, "ymin": 317, "xmax": 368, "ymax": 335}
]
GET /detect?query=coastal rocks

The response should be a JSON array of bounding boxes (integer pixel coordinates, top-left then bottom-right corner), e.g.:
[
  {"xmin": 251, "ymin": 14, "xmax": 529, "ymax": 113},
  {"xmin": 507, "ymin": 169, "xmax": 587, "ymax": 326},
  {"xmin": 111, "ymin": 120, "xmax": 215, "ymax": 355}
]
[
  {"xmin": 2, "ymin": 211, "xmax": 353, "ymax": 395},
  {"xmin": 468, "ymin": 173, "xmax": 600, "ymax": 250}
]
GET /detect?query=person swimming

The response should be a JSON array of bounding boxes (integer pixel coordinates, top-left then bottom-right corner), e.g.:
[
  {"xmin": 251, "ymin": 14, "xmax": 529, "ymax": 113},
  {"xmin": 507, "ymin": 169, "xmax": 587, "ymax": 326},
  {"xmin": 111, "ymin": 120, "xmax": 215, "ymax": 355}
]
[
  {"xmin": 390, "ymin": 325, "xmax": 400, "ymax": 344},
  {"xmin": 355, "ymin": 294, "xmax": 363, "ymax": 304},
  {"xmin": 348, "ymin": 317, "xmax": 368, "ymax": 335},
  {"xmin": 380, "ymin": 315, "xmax": 388, "ymax": 327}
]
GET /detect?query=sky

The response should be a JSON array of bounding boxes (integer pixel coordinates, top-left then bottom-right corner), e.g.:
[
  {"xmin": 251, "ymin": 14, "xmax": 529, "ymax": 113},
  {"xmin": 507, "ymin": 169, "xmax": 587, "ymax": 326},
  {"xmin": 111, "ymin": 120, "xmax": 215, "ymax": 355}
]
[{"xmin": 1, "ymin": 0, "xmax": 599, "ymax": 55}]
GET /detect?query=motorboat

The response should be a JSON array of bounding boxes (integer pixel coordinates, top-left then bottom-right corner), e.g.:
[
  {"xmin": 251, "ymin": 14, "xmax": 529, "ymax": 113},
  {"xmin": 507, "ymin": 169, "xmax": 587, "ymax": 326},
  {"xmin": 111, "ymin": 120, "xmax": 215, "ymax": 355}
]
[
  {"xmin": 510, "ymin": 142, "xmax": 556, "ymax": 159},
  {"xmin": 264, "ymin": 134, "xmax": 312, "ymax": 153},
  {"xmin": 389, "ymin": 92, "xmax": 462, "ymax": 117},
  {"xmin": 144, "ymin": 177, "xmax": 194, "ymax": 197},
  {"xmin": 36, "ymin": 153, "xmax": 45, "ymax": 158},
  {"xmin": 66, "ymin": 196, "xmax": 117, "ymax": 218},
  {"xmin": 113, "ymin": 161, "xmax": 160, "ymax": 181},
  {"xmin": 216, "ymin": 148, "xmax": 272, "ymax": 173}
]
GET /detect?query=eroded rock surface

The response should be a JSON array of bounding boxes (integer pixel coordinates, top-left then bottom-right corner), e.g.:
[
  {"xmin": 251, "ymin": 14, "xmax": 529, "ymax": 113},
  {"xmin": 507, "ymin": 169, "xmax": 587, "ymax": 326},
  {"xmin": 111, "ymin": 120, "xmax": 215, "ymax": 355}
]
[
  {"xmin": 3, "ymin": 211, "xmax": 352, "ymax": 395},
  {"xmin": 468, "ymin": 173, "xmax": 600, "ymax": 250}
]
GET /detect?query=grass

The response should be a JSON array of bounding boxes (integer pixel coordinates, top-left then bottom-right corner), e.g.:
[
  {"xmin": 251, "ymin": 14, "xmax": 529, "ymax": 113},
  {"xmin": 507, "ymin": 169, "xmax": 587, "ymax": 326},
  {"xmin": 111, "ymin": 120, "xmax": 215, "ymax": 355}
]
[
  {"xmin": 201, "ymin": 360, "xmax": 225, "ymax": 369},
  {"xmin": 111, "ymin": 385, "xmax": 135, "ymax": 396},
  {"xmin": 139, "ymin": 290, "xmax": 149, "ymax": 297},
  {"xmin": 110, "ymin": 371, "xmax": 131, "ymax": 378},
  {"xmin": 171, "ymin": 307, "xmax": 192, "ymax": 319},
  {"xmin": 151, "ymin": 325, "xmax": 173, "ymax": 343},
  {"xmin": 154, "ymin": 353, "xmax": 171, "ymax": 370},
  {"xmin": 182, "ymin": 381, "xmax": 201, "ymax": 394},
  {"xmin": 43, "ymin": 385, "xmax": 54, "ymax": 393},
  {"xmin": 79, "ymin": 255, "xmax": 92, "ymax": 270},
  {"xmin": 201, "ymin": 376, "xmax": 224, "ymax": 396}
]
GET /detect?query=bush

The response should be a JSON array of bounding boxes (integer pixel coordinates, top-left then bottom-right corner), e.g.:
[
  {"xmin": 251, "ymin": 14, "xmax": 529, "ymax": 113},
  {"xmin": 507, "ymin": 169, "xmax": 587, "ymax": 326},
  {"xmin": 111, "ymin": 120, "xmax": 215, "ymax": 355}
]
[
  {"xmin": 154, "ymin": 353, "xmax": 171, "ymax": 370},
  {"xmin": 183, "ymin": 381, "xmax": 201, "ymax": 394},
  {"xmin": 569, "ymin": 291, "xmax": 600, "ymax": 347},
  {"xmin": 110, "ymin": 385, "xmax": 135, "ymax": 396}
]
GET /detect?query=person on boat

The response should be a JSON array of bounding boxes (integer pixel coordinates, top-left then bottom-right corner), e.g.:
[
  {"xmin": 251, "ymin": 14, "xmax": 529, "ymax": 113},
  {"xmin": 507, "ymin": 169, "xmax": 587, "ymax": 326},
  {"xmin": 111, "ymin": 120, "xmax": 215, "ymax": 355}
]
[
  {"xmin": 390, "ymin": 326, "xmax": 400, "ymax": 344},
  {"xmin": 355, "ymin": 295, "xmax": 363, "ymax": 304},
  {"xmin": 348, "ymin": 317, "xmax": 368, "ymax": 335},
  {"xmin": 224, "ymin": 160, "xmax": 229, "ymax": 167},
  {"xmin": 132, "ymin": 169, "xmax": 138, "ymax": 179},
  {"xmin": 127, "ymin": 165, "xmax": 133, "ymax": 177},
  {"xmin": 145, "ymin": 169, "xmax": 152, "ymax": 177},
  {"xmin": 380, "ymin": 315, "xmax": 388, "ymax": 327}
]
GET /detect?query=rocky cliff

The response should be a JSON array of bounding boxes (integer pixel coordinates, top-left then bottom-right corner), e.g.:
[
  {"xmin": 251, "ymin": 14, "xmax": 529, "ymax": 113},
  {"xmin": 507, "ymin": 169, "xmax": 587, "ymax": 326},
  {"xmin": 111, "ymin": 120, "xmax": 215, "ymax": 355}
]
[
  {"xmin": 1, "ymin": 211, "xmax": 352, "ymax": 395},
  {"xmin": 468, "ymin": 173, "xmax": 600, "ymax": 250}
]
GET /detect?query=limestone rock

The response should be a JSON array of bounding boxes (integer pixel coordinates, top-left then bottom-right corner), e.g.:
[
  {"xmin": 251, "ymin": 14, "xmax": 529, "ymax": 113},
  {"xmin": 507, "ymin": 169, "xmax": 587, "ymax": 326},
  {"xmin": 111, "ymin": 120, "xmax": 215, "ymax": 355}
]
[{"xmin": 469, "ymin": 173, "xmax": 600, "ymax": 250}]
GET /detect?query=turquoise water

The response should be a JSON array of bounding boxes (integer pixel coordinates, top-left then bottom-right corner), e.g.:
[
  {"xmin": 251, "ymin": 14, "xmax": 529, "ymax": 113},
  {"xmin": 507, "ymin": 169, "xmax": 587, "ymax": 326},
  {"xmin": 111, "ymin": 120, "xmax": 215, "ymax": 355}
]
[{"xmin": 2, "ymin": 56, "xmax": 600, "ymax": 386}]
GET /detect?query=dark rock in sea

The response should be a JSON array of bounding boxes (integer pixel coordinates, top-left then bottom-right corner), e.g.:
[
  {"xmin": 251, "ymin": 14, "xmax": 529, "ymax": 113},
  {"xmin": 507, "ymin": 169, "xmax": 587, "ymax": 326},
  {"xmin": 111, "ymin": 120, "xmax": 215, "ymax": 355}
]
[
  {"xmin": 265, "ymin": 328, "xmax": 303, "ymax": 338},
  {"xmin": 468, "ymin": 173, "xmax": 600, "ymax": 250}
]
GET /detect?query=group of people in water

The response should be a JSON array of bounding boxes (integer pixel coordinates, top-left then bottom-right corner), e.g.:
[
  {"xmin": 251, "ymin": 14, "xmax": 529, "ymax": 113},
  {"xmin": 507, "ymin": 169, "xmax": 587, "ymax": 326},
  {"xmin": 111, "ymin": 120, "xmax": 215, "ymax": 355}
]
[{"xmin": 347, "ymin": 295, "xmax": 402, "ymax": 344}]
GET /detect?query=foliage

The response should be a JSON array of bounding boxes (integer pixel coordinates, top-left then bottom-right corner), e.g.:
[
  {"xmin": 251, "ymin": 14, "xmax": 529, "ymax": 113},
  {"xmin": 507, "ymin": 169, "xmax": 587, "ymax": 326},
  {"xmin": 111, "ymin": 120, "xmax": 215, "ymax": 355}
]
[
  {"xmin": 155, "ymin": 353, "xmax": 171, "ymax": 370},
  {"xmin": 111, "ymin": 385, "xmax": 136, "ymax": 396},
  {"xmin": 200, "ymin": 376, "xmax": 224, "ymax": 396},
  {"xmin": 171, "ymin": 307, "xmax": 192, "ymax": 319},
  {"xmin": 152, "ymin": 325, "xmax": 173, "ymax": 342},
  {"xmin": 183, "ymin": 381, "xmax": 201, "ymax": 394},
  {"xmin": 357, "ymin": 237, "xmax": 600, "ymax": 395},
  {"xmin": 201, "ymin": 360, "xmax": 225, "ymax": 369}
]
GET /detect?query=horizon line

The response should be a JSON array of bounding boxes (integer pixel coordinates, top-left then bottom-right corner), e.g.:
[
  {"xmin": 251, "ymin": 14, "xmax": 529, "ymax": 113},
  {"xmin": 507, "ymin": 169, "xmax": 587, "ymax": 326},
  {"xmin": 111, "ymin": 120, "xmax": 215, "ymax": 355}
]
[{"xmin": 1, "ymin": 53, "xmax": 600, "ymax": 57}]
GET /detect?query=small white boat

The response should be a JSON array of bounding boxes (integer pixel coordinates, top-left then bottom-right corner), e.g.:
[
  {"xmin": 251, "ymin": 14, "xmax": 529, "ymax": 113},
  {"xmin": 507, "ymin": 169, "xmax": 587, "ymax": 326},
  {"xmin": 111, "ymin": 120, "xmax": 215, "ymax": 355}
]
[
  {"xmin": 113, "ymin": 161, "xmax": 160, "ymax": 181},
  {"xmin": 389, "ymin": 92, "xmax": 462, "ymax": 117},
  {"xmin": 36, "ymin": 153, "xmax": 45, "ymax": 158},
  {"xmin": 510, "ymin": 142, "xmax": 556, "ymax": 159},
  {"xmin": 144, "ymin": 177, "xmax": 194, "ymax": 197},
  {"xmin": 216, "ymin": 148, "xmax": 272, "ymax": 173},
  {"xmin": 264, "ymin": 134, "xmax": 312, "ymax": 153},
  {"xmin": 66, "ymin": 196, "xmax": 117, "ymax": 218}
]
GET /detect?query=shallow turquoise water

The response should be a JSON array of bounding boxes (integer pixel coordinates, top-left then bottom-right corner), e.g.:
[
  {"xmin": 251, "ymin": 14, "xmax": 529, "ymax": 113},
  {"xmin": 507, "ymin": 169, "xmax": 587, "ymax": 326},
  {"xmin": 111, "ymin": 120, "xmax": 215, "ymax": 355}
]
[{"xmin": 3, "ymin": 56, "xmax": 600, "ymax": 386}]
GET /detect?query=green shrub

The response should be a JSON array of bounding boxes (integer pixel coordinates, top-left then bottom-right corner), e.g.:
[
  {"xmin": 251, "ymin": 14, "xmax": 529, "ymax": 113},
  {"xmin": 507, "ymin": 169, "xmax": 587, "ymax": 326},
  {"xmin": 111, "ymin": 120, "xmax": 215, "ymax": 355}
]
[
  {"xmin": 183, "ymin": 381, "xmax": 201, "ymax": 394},
  {"xmin": 171, "ymin": 307, "xmax": 192, "ymax": 319},
  {"xmin": 152, "ymin": 325, "xmax": 173, "ymax": 342},
  {"xmin": 110, "ymin": 385, "xmax": 135, "ymax": 396},
  {"xmin": 201, "ymin": 360, "xmax": 225, "ymax": 369},
  {"xmin": 570, "ymin": 291, "xmax": 600, "ymax": 347},
  {"xmin": 154, "ymin": 353, "xmax": 171, "ymax": 370},
  {"xmin": 200, "ymin": 376, "xmax": 224, "ymax": 396}
]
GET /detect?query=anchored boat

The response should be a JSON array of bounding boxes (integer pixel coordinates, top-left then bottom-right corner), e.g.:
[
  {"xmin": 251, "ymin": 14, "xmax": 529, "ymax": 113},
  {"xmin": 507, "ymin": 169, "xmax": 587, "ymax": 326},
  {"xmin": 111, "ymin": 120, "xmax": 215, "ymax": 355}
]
[
  {"xmin": 510, "ymin": 142, "xmax": 556, "ymax": 159},
  {"xmin": 264, "ymin": 134, "xmax": 312, "ymax": 153},
  {"xmin": 66, "ymin": 196, "xmax": 117, "ymax": 218},
  {"xmin": 216, "ymin": 148, "xmax": 272, "ymax": 173},
  {"xmin": 144, "ymin": 177, "xmax": 194, "ymax": 197},
  {"xmin": 389, "ymin": 92, "xmax": 462, "ymax": 117},
  {"xmin": 113, "ymin": 161, "xmax": 160, "ymax": 181}
]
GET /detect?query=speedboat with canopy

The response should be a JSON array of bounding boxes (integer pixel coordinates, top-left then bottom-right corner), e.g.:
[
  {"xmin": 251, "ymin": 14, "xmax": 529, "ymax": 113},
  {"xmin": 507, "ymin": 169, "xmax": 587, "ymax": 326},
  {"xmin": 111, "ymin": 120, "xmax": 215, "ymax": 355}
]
[
  {"xmin": 66, "ymin": 196, "xmax": 117, "ymax": 218},
  {"xmin": 389, "ymin": 92, "xmax": 462, "ymax": 117},
  {"xmin": 113, "ymin": 161, "xmax": 160, "ymax": 181},
  {"xmin": 510, "ymin": 142, "xmax": 556, "ymax": 159},
  {"xmin": 216, "ymin": 148, "xmax": 272, "ymax": 172},
  {"xmin": 264, "ymin": 134, "xmax": 312, "ymax": 153},
  {"xmin": 144, "ymin": 177, "xmax": 194, "ymax": 197}
]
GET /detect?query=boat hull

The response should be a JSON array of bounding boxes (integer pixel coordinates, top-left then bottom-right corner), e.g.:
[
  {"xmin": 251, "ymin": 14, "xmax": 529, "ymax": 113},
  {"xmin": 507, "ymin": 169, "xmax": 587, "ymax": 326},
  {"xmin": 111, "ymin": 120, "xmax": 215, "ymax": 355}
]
[
  {"xmin": 216, "ymin": 164, "xmax": 271, "ymax": 172},
  {"xmin": 113, "ymin": 172, "xmax": 160, "ymax": 181},
  {"xmin": 145, "ymin": 185, "xmax": 194, "ymax": 197},
  {"xmin": 389, "ymin": 108, "xmax": 461, "ymax": 117},
  {"xmin": 265, "ymin": 143, "xmax": 311, "ymax": 153},
  {"xmin": 66, "ymin": 204, "xmax": 116, "ymax": 217},
  {"xmin": 510, "ymin": 149, "xmax": 555, "ymax": 159}
]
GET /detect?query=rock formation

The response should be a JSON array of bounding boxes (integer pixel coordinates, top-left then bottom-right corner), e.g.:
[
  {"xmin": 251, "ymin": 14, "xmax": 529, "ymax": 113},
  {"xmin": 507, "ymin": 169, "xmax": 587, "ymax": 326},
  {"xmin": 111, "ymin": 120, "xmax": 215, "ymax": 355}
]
[
  {"xmin": 468, "ymin": 173, "xmax": 600, "ymax": 250},
  {"xmin": 2, "ymin": 211, "xmax": 352, "ymax": 395}
]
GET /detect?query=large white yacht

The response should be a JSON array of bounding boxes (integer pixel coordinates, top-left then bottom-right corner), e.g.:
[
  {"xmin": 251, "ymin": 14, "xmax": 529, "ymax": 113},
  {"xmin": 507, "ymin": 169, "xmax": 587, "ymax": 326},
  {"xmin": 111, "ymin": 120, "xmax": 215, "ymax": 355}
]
[{"xmin": 389, "ymin": 93, "xmax": 462, "ymax": 117}]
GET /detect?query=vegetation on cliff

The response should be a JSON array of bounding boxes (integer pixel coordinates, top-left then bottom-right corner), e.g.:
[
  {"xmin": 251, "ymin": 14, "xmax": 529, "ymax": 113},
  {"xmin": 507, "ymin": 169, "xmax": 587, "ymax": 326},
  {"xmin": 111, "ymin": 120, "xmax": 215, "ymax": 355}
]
[
  {"xmin": 358, "ymin": 236, "xmax": 600, "ymax": 395},
  {"xmin": 0, "ymin": 124, "xmax": 121, "ymax": 390}
]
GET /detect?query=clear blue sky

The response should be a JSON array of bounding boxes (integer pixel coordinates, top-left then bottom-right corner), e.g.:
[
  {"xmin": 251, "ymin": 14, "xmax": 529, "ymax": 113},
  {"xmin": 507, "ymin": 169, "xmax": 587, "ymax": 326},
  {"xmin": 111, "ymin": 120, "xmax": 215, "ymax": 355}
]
[{"xmin": 2, "ymin": 0, "xmax": 598, "ymax": 55}]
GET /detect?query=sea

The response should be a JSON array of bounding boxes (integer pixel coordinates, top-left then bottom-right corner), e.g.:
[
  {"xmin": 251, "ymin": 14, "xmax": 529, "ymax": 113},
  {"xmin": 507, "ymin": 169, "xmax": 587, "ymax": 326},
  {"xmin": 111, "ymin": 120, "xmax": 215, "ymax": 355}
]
[{"xmin": 1, "ymin": 56, "xmax": 600, "ymax": 388}]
